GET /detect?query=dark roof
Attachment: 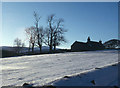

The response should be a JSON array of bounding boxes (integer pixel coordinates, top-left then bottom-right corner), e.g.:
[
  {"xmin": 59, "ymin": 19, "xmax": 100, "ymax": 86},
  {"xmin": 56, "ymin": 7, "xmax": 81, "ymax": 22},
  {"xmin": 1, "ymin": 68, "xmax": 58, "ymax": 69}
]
[
  {"xmin": 72, "ymin": 41, "xmax": 86, "ymax": 45},
  {"xmin": 87, "ymin": 41, "xmax": 100, "ymax": 44},
  {"xmin": 75, "ymin": 41, "xmax": 86, "ymax": 44},
  {"xmin": 71, "ymin": 41, "xmax": 85, "ymax": 47},
  {"xmin": 73, "ymin": 41, "xmax": 100, "ymax": 45},
  {"xmin": 71, "ymin": 40, "xmax": 103, "ymax": 47}
]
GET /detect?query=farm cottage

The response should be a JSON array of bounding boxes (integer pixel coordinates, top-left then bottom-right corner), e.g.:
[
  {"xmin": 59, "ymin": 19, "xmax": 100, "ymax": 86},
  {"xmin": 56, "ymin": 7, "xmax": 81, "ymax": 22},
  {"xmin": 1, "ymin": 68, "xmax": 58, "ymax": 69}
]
[{"xmin": 71, "ymin": 37, "xmax": 105, "ymax": 51}]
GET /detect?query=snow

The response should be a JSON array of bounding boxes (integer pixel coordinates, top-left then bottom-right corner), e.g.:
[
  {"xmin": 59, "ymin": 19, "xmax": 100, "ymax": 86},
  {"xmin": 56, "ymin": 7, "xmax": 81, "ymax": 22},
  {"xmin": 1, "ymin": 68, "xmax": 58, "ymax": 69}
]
[
  {"xmin": 49, "ymin": 63, "xmax": 119, "ymax": 86},
  {"xmin": 1, "ymin": 50, "xmax": 118, "ymax": 86}
]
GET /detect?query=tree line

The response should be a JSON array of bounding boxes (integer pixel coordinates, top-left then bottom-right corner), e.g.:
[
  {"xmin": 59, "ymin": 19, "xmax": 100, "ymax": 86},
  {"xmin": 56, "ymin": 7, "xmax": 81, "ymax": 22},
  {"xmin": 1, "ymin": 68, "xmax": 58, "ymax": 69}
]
[{"xmin": 14, "ymin": 12, "xmax": 67, "ymax": 53}]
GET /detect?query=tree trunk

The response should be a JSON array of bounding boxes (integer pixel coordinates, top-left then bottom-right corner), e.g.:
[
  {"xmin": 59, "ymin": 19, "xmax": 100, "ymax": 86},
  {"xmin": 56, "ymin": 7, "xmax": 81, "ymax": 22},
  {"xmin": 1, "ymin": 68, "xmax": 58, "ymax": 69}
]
[
  {"xmin": 50, "ymin": 45, "xmax": 52, "ymax": 51},
  {"xmin": 53, "ymin": 40, "xmax": 56, "ymax": 51},
  {"xmin": 53, "ymin": 37, "xmax": 56, "ymax": 51},
  {"xmin": 50, "ymin": 35, "xmax": 53, "ymax": 51},
  {"xmin": 49, "ymin": 45, "xmax": 52, "ymax": 52},
  {"xmin": 54, "ymin": 45, "xmax": 56, "ymax": 51},
  {"xmin": 39, "ymin": 44, "xmax": 42, "ymax": 53},
  {"xmin": 32, "ymin": 43, "xmax": 34, "ymax": 53}
]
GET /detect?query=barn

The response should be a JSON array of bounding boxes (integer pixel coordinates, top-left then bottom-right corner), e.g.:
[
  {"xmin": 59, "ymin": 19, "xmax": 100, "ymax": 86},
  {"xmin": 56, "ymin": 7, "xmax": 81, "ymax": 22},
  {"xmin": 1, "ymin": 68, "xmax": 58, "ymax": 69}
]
[{"xmin": 71, "ymin": 37, "xmax": 105, "ymax": 51}]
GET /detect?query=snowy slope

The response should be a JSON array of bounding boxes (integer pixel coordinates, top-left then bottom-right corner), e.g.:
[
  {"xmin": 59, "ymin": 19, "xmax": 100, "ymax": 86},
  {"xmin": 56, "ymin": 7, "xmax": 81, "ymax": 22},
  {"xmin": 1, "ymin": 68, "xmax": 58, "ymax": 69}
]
[
  {"xmin": 1, "ymin": 50, "xmax": 118, "ymax": 86},
  {"xmin": 49, "ymin": 63, "xmax": 119, "ymax": 86}
]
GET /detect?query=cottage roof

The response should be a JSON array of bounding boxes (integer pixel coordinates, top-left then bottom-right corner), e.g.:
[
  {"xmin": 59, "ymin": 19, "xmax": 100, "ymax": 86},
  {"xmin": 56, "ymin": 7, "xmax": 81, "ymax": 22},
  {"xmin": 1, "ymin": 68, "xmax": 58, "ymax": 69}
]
[{"xmin": 71, "ymin": 41, "xmax": 86, "ymax": 47}]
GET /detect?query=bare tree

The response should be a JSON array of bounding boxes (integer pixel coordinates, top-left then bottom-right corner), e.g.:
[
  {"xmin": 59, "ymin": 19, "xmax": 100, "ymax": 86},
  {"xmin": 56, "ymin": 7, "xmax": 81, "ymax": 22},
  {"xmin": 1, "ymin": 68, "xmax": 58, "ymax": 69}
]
[
  {"xmin": 34, "ymin": 11, "xmax": 44, "ymax": 53},
  {"xmin": 25, "ymin": 26, "xmax": 37, "ymax": 53},
  {"xmin": 53, "ymin": 18, "xmax": 67, "ymax": 50},
  {"xmin": 14, "ymin": 38, "xmax": 25, "ymax": 54},
  {"xmin": 45, "ymin": 14, "xmax": 67, "ymax": 51},
  {"xmin": 37, "ymin": 26, "xmax": 45, "ymax": 52},
  {"xmin": 44, "ymin": 28, "xmax": 51, "ymax": 49},
  {"xmin": 47, "ymin": 14, "xmax": 56, "ymax": 51}
]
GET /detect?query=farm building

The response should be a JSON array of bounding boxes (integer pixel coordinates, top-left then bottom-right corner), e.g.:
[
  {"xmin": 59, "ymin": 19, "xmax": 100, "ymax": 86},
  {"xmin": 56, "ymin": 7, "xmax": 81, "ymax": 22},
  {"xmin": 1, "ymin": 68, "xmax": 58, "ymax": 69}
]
[{"xmin": 71, "ymin": 37, "xmax": 105, "ymax": 51}]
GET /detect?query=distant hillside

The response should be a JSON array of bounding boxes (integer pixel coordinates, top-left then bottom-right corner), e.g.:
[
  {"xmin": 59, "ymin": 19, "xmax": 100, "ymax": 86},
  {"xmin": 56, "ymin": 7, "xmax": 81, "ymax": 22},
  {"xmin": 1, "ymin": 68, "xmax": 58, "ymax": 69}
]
[
  {"xmin": 1, "ymin": 46, "xmax": 59, "ymax": 58},
  {"xmin": 1, "ymin": 46, "xmax": 50, "ymax": 52},
  {"xmin": 1, "ymin": 46, "xmax": 16, "ymax": 51},
  {"xmin": 103, "ymin": 39, "xmax": 120, "ymax": 49}
]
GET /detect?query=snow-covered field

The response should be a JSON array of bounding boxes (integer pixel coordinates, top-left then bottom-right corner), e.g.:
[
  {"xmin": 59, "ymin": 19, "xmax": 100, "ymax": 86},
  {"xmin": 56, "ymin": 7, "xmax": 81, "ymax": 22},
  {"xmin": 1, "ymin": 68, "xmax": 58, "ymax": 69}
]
[
  {"xmin": 1, "ymin": 50, "xmax": 118, "ymax": 86},
  {"xmin": 50, "ymin": 63, "xmax": 119, "ymax": 86}
]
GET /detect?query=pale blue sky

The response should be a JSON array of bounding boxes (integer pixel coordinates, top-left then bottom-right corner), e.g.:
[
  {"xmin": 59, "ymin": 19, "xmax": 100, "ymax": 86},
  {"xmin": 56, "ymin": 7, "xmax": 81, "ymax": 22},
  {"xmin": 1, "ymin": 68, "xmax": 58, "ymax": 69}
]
[{"xmin": 2, "ymin": 2, "xmax": 118, "ymax": 49}]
